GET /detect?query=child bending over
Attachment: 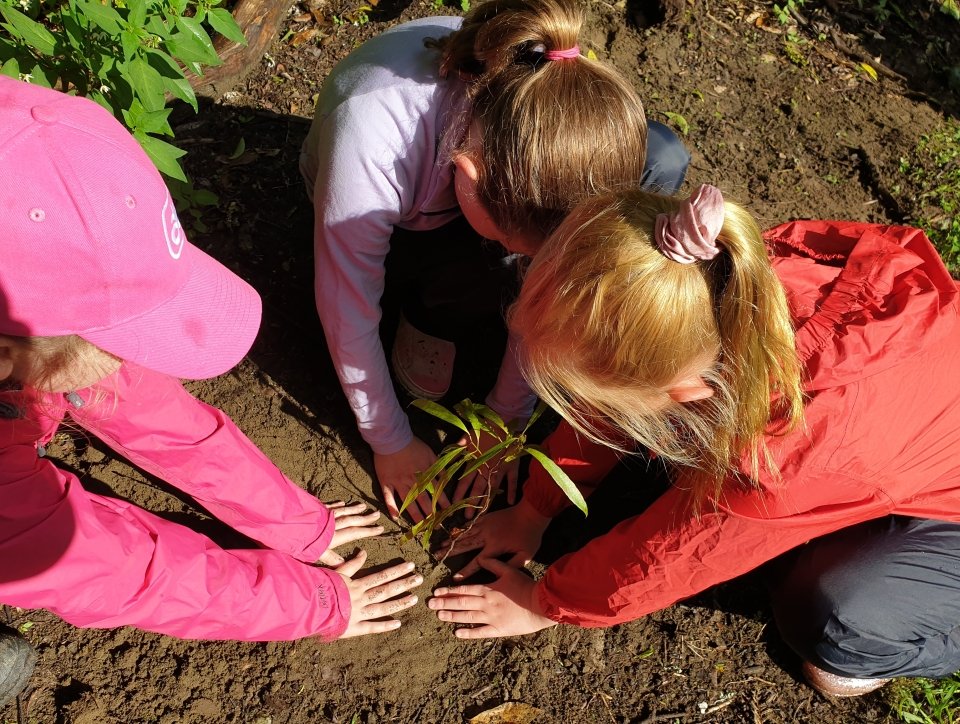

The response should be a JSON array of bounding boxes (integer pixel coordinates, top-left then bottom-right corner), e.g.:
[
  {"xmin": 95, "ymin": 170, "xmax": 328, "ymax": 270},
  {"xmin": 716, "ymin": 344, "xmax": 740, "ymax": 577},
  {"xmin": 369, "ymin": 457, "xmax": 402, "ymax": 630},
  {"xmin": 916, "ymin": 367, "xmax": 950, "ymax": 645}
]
[
  {"xmin": 299, "ymin": 0, "xmax": 690, "ymax": 522},
  {"xmin": 0, "ymin": 76, "xmax": 421, "ymax": 706},
  {"xmin": 430, "ymin": 186, "xmax": 960, "ymax": 697}
]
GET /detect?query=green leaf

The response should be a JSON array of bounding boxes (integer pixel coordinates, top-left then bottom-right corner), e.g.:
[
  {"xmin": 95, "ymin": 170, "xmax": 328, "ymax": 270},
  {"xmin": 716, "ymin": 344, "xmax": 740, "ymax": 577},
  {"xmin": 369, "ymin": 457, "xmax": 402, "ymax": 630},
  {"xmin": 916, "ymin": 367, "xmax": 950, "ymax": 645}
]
[
  {"xmin": 0, "ymin": 6, "xmax": 57, "ymax": 55},
  {"xmin": 410, "ymin": 399, "xmax": 468, "ymax": 434},
  {"xmin": 145, "ymin": 48, "xmax": 197, "ymax": 112},
  {"xmin": 77, "ymin": 0, "xmax": 123, "ymax": 35},
  {"xmin": 134, "ymin": 131, "xmax": 187, "ymax": 181},
  {"xmin": 120, "ymin": 29, "xmax": 140, "ymax": 60},
  {"xmin": 399, "ymin": 446, "xmax": 467, "ymax": 515},
  {"xmin": 192, "ymin": 188, "xmax": 218, "ymax": 206},
  {"xmin": 126, "ymin": 0, "xmax": 147, "ymax": 27},
  {"xmin": 207, "ymin": 7, "xmax": 246, "ymax": 45},
  {"xmin": 522, "ymin": 400, "xmax": 548, "ymax": 434},
  {"xmin": 475, "ymin": 405, "xmax": 508, "ymax": 433},
  {"xmin": 525, "ymin": 446, "xmax": 587, "ymax": 516},
  {"xmin": 124, "ymin": 56, "xmax": 167, "ymax": 111},
  {"xmin": 663, "ymin": 111, "xmax": 689, "ymax": 136},
  {"xmin": 0, "ymin": 57, "xmax": 20, "ymax": 78},
  {"xmin": 459, "ymin": 438, "xmax": 511, "ymax": 478},
  {"xmin": 28, "ymin": 62, "xmax": 54, "ymax": 87},
  {"xmin": 167, "ymin": 15, "xmax": 220, "ymax": 65}
]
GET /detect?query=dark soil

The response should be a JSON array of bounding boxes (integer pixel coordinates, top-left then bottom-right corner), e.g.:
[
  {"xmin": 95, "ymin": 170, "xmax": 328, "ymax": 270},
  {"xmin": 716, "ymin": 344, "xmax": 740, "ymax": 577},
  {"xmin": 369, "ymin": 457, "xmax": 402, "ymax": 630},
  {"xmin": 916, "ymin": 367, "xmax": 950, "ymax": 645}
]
[{"xmin": 3, "ymin": 0, "xmax": 958, "ymax": 722}]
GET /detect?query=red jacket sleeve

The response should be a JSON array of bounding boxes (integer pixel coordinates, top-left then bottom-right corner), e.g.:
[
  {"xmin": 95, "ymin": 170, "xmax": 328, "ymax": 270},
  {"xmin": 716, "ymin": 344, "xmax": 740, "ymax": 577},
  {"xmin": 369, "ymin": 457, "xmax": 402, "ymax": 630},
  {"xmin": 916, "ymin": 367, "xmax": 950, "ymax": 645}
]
[
  {"xmin": 535, "ymin": 472, "xmax": 898, "ymax": 627},
  {"xmin": 523, "ymin": 421, "xmax": 624, "ymax": 518},
  {"xmin": 69, "ymin": 363, "xmax": 336, "ymax": 563}
]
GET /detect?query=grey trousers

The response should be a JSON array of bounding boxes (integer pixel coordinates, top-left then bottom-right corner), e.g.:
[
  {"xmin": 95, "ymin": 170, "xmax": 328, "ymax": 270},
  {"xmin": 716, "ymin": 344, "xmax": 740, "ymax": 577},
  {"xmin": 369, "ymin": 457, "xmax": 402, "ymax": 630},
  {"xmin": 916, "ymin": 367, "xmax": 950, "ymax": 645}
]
[{"xmin": 770, "ymin": 515, "xmax": 960, "ymax": 679}]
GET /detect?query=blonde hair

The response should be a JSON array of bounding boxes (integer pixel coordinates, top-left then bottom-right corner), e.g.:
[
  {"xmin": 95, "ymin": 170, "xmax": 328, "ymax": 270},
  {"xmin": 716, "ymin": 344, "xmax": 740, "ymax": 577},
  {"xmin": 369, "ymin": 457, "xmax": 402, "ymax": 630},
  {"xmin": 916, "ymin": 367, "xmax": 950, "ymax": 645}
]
[
  {"xmin": 2, "ymin": 334, "xmax": 119, "ymax": 412},
  {"xmin": 509, "ymin": 190, "xmax": 805, "ymax": 504},
  {"xmin": 430, "ymin": 0, "xmax": 648, "ymax": 245}
]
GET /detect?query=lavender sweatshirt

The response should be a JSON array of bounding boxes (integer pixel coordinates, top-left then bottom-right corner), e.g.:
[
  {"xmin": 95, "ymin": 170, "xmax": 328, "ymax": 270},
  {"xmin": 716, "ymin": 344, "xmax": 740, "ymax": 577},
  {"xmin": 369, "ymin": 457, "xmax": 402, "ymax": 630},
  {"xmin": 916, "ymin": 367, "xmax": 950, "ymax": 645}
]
[{"xmin": 300, "ymin": 17, "xmax": 535, "ymax": 454}]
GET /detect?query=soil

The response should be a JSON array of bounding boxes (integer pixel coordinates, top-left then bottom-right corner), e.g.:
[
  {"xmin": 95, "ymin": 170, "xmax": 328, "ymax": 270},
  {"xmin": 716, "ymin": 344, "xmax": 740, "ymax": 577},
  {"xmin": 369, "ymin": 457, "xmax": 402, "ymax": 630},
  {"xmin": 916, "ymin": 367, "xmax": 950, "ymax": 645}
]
[{"xmin": 3, "ymin": 0, "xmax": 958, "ymax": 722}]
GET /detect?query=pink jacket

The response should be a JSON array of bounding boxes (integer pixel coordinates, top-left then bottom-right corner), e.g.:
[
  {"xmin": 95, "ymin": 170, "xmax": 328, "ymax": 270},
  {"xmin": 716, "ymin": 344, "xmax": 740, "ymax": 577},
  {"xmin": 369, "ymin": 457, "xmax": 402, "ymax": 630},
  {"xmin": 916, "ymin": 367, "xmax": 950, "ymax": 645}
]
[
  {"xmin": 0, "ymin": 363, "xmax": 350, "ymax": 640},
  {"xmin": 523, "ymin": 221, "xmax": 960, "ymax": 626}
]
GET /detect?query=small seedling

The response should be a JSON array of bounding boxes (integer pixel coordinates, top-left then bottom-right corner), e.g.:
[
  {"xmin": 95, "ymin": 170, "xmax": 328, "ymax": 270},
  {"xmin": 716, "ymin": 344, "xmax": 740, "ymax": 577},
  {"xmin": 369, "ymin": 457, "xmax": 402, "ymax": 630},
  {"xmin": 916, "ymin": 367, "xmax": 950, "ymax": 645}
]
[{"xmin": 400, "ymin": 399, "xmax": 587, "ymax": 549}]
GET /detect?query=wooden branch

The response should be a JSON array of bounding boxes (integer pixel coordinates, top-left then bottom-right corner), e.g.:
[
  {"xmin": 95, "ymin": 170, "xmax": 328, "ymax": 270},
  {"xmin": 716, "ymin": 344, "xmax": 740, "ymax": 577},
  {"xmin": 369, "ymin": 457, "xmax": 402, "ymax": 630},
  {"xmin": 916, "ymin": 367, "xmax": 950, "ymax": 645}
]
[{"xmin": 187, "ymin": 0, "xmax": 297, "ymax": 97}]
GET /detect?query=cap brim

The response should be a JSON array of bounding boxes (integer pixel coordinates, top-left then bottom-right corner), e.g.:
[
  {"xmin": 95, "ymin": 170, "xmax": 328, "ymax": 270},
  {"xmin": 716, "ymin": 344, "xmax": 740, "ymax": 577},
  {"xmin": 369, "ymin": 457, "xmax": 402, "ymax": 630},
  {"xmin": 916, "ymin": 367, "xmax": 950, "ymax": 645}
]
[{"xmin": 81, "ymin": 248, "xmax": 262, "ymax": 380}]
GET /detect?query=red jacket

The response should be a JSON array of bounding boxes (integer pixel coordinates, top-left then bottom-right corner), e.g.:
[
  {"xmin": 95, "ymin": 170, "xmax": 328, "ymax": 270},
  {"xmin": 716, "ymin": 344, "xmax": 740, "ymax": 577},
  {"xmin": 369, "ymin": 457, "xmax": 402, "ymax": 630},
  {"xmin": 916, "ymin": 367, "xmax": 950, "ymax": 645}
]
[{"xmin": 523, "ymin": 221, "xmax": 960, "ymax": 626}]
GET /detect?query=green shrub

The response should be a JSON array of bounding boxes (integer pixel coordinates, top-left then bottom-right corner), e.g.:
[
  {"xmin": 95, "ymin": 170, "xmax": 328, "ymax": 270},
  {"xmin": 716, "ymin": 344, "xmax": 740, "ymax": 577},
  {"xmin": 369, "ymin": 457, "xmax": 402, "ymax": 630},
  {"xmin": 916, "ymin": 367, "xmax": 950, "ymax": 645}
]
[
  {"xmin": 899, "ymin": 120, "xmax": 960, "ymax": 276},
  {"xmin": 0, "ymin": 0, "xmax": 245, "ymax": 181},
  {"xmin": 892, "ymin": 673, "xmax": 960, "ymax": 724}
]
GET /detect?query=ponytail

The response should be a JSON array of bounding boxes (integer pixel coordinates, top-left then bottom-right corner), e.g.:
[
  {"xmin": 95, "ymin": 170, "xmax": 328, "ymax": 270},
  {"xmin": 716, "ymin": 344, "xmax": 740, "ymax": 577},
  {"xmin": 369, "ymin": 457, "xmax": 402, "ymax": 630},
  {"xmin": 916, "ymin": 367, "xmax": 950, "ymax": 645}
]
[
  {"xmin": 429, "ymin": 0, "xmax": 648, "ymax": 245},
  {"xmin": 510, "ymin": 190, "xmax": 805, "ymax": 506}
]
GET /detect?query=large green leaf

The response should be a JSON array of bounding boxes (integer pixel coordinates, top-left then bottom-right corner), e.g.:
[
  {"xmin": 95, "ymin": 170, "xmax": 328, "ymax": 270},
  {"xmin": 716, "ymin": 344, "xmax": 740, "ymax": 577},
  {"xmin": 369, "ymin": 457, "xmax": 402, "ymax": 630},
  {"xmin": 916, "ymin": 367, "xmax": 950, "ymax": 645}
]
[
  {"xmin": 0, "ymin": 57, "xmax": 20, "ymax": 78},
  {"xmin": 124, "ymin": 56, "xmax": 166, "ymax": 111},
  {"xmin": 207, "ymin": 7, "xmax": 246, "ymax": 45},
  {"xmin": 459, "ymin": 438, "xmax": 511, "ymax": 477},
  {"xmin": 166, "ymin": 15, "xmax": 219, "ymax": 66},
  {"xmin": 0, "ymin": 6, "xmax": 56, "ymax": 55},
  {"xmin": 525, "ymin": 446, "xmax": 587, "ymax": 516},
  {"xmin": 134, "ymin": 131, "xmax": 187, "ymax": 181},
  {"xmin": 126, "ymin": 0, "xmax": 147, "ymax": 27},
  {"xmin": 77, "ymin": 0, "xmax": 123, "ymax": 35},
  {"xmin": 145, "ymin": 48, "xmax": 197, "ymax": 111},
  {"xmin": 410, "ymin": 399, "xmax": 468, "ymax": 434}
]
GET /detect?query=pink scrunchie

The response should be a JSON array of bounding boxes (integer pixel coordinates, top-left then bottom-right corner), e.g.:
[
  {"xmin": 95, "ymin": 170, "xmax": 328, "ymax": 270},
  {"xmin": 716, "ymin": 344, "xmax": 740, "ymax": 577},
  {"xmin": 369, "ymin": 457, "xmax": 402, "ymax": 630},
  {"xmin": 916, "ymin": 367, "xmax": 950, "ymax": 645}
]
[
  {"xmin": 654, "ymin": 184, "xmax": 725, "ymax": 264},
  {"xmin": 545, "ymin": 45, "xmax": 580, "ymax": 60}
]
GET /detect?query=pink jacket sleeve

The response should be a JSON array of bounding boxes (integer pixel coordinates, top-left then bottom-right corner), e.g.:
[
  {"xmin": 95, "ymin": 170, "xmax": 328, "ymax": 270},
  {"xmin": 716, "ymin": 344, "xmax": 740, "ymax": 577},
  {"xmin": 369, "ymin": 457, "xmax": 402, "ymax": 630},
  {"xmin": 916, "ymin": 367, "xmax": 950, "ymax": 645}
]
[
  {"xmin": 0, "ymin": 435, "xmax": 349, "ymax": 640},
  {"xmin": 0, "ymin": 363, "xmax": 351, "ymax": 640},
  {"xmin": 71, "ymin": 363, "xmax": 336, "ymax": 563}
]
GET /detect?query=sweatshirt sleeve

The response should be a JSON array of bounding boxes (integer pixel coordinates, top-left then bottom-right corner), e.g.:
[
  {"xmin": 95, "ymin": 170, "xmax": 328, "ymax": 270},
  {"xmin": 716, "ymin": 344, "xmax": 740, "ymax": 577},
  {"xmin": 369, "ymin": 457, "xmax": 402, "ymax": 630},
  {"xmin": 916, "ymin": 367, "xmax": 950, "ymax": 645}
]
[
  {"xmin": 484, "ymin": 332, "xmax": 538, "ymax": 426},
  {"xmin": 523, "ymin": 421, "xmax": 624, "ymax": 518},
  {"xmin": 0, "ymin": 439, "xmax": 349, "ymax": 641},
  {"xmin": 535, "ymin": 471, "xmax": 898, "ymax": 627},
  {"xmin": 69, "ymin": 363, "xmax": 336, "ymax": 564},
  {"xmin": 307, "ymin": 96, "xmax": 415, "ymax": 456}
]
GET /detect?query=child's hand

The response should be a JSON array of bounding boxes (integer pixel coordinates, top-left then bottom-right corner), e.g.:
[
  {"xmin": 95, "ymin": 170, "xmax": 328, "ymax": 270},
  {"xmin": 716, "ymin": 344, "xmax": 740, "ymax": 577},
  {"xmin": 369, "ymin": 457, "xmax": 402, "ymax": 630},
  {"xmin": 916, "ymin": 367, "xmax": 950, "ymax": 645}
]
[
  {"xmin": 451, "ymin": 430, "xmax": 520, "ymax": 519},
  {"xmin": 374, "ymin": 437, "xmax": 449, "ymax": 522},
  {"xmin": 335, "ymin": 550, "xmax": 422, "ymax": 638},
  {"xmin": 429, "ymin": 558, "xmax": 556, "ymax": 639},
  {"xmin": 437, "ymin": 498, "xmax": 550, "ymax": 581},
  {"xmin": 315, "ymin": 502, "xmax": 385, "ymax": 566}
]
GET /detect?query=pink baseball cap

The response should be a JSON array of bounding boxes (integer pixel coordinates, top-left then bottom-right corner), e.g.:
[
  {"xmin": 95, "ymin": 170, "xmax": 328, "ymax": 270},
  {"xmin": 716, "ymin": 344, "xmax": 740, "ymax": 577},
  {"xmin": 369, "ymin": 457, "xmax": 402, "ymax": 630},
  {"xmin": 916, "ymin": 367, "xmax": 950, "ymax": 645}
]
[{"xmin": 0, "ymin": 76, "xmax": 262, "ymax": 379}]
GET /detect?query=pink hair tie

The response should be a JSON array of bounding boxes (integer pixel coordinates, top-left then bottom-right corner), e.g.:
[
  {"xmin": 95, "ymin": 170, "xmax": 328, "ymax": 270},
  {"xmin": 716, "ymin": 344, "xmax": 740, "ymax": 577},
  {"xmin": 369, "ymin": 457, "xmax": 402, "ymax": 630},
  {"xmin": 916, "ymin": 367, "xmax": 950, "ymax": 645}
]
[
  {"xmin": 545, "ymin": 45, "xmax": 580, "ymax": 60},
  {"xmin": 654, "ymin": 184, "xmax": 725, "ymax": 264}
]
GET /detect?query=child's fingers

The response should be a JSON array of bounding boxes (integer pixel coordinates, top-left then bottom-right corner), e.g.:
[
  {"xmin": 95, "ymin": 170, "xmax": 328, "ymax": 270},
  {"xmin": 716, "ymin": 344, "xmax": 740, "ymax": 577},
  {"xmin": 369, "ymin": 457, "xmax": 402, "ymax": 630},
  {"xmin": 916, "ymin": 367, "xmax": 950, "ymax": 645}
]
[
  {"xmin": 358, "ymin": 593, "xmax": 419, "ymax": 621},
  {"xmin": 332, "ymin": 502, "xmax": 368, "ymax": 518},
  {"xmin": 432, "ymin": 583, "xmax": 489, "ymax": 598},
  {"xmin": 454, "ymin": 624, "xmax": 497, "ymax": 640},
  {"xmin": 326, "ymin": 501, "xmax": 346, "ymax": 510},
  {"xmin": 451, "ymin": 553, "xmax": 485, "ymax": 581},
  {"xmin": 362, "ymin": 572, "xmax": 423, "ymax": 605},
  {"xmin": 355, "ymin": 560, "xmax": 417, "ymax": 591},
  {"xmin": 335, "ymin": 510, "xmax": 382, "ymax": 529},
  {"xmin": 427, "ymin": 592, "xmax": 487, "ymax": 612},
  {"xmin": 380, "ymin": 484, "xmax": 401, "ymax": 520},
  {"xmin": 334, "ymin": 549, "xmax": 368, "ymax": 578},
  {"xmin": 341, "ymin": 618, "xmax": 403, "ymax": 638},
  {"xmin": 333, "ymin": 525, "xmax": 385, "ymax": 548},
  {"xmin": 315, "ymin": 549, "xmax": 345, "ymax": 566},
  {"xmin": 435, "ymin": 608, "xmax": 487, "ymax": 625}
]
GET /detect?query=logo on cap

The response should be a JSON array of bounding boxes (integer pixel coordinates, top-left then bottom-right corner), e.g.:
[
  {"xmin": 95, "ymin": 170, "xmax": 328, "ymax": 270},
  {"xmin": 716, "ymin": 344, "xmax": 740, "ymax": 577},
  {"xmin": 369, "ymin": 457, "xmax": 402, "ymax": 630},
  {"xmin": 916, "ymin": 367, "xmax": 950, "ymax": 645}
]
[{"xmin": 161, "ymin": 193, "xmax": 185, "ymax": 260}]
